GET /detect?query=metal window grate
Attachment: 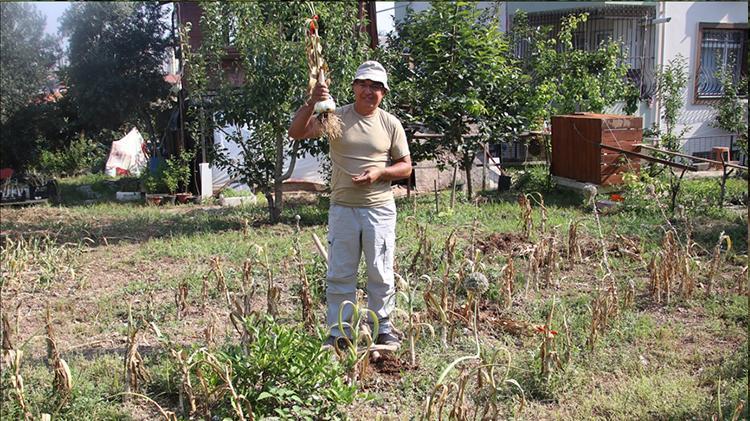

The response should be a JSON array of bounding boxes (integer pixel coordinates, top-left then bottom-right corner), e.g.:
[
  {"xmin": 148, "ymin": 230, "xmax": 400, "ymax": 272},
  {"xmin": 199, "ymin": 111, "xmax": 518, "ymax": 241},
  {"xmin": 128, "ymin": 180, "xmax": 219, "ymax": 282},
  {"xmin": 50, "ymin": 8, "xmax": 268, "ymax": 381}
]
[{"xmin": 697, "ymin": 30, "xmax": 746, "ymax": 98}]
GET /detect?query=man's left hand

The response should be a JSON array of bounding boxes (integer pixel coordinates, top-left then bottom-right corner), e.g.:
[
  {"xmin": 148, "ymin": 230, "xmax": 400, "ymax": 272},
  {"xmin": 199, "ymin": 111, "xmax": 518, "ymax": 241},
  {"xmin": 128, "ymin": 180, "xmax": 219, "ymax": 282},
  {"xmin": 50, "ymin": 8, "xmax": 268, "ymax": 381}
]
[{"xmin": 352, "ymin": 168, "xmax": 383, "ymax": 185}]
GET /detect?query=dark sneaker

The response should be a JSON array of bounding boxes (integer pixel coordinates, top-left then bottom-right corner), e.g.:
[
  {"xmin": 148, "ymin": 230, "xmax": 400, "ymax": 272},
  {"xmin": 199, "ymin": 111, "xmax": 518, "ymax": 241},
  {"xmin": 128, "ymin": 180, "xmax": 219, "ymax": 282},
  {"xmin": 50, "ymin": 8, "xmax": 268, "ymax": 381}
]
[
  {"xmin": 322, "ymin": 336, "xmax": 350, "ymax": 351},
  {"xmin": 375, "ymin": 332, "xmax": 401, "ymax": 350}
]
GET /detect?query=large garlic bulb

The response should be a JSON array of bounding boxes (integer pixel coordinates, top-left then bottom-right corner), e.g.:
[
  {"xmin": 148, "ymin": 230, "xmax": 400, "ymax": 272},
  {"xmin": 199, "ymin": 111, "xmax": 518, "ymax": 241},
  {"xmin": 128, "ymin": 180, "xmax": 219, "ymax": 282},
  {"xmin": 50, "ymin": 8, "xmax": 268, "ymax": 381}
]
[{"xmin": 313, "ymin": 69, "xmax": 336, "ymax": 115}]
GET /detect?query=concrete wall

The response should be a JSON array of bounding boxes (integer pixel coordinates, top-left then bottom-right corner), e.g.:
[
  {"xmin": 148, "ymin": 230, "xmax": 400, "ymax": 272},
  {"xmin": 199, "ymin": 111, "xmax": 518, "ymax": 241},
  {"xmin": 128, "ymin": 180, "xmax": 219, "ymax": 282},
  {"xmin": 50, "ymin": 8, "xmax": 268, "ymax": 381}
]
[{"xmin": 413, "ymin": 157, "xmax": 501, "ymax": 193}]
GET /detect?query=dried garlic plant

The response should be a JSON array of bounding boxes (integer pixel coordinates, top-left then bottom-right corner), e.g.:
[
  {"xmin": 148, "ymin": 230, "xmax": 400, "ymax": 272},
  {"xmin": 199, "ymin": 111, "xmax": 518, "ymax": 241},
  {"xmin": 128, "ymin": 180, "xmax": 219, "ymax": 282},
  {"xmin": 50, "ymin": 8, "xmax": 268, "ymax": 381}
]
[{"xmin": 305, "ymin": 4, "xmax": 342, "ymax": 142}]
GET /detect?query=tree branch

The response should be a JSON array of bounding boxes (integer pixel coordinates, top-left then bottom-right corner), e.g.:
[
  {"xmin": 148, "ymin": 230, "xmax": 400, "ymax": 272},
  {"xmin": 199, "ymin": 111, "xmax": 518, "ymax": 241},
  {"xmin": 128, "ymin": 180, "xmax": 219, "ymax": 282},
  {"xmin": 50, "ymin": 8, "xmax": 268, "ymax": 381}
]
[{"xmin": 281, "ymin": 138, "xmax": 299, "ymax": 181}]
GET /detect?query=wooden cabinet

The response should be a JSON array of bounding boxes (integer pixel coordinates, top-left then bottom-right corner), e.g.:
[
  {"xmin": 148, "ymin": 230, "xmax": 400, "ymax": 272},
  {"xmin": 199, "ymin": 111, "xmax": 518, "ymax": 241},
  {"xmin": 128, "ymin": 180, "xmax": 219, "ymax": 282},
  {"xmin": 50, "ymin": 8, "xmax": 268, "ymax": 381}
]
[{"xmin": 551, "ymin": 113, "xmax": 642, "ymax": 186}]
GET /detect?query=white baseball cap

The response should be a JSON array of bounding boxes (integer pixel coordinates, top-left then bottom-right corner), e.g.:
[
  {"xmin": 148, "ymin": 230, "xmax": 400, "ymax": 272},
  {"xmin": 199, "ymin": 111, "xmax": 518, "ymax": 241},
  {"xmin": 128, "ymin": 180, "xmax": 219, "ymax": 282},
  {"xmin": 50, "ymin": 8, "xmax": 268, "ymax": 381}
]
[{"xmin": 353, "ymin": 60, "xmax": 389, "ymax": 91}]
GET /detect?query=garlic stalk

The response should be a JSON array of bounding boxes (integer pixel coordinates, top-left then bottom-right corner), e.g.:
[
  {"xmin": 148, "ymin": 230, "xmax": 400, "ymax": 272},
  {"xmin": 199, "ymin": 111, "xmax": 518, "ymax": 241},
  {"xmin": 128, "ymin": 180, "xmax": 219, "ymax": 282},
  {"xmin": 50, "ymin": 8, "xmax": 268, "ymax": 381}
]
[{"xmin": 304, "ymin": 7, "xmax": 342, "ymax": 141}]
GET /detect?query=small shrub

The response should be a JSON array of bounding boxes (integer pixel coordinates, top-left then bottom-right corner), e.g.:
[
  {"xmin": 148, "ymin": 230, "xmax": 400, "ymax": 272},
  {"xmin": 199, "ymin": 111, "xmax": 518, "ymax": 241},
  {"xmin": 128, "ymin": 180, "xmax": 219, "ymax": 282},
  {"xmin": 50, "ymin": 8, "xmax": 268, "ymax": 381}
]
[
  {"xmin": 621, "ymin": 171, "xmax": 668, "ymax": 214},
  {"xmin": 38, "ymin": 134, "xmax": 106, "ymax": 177},
  {"xmin": 141, "ymin": 161, "xmax": 168, "ymax": 194},
  {"xmin": 192, "ymin": 317, "xmax": 357, "ymax": 419},
  {"xmin": 514, "ymin": 165, "xmax": 555, "ymax": 192},
  {"xmin": 163, "ymin": 150, "xmax": 194, "ymax": 194},
  {"xmin": 680, "ymin": 178, "xmax": 747, "ymax": 211}
]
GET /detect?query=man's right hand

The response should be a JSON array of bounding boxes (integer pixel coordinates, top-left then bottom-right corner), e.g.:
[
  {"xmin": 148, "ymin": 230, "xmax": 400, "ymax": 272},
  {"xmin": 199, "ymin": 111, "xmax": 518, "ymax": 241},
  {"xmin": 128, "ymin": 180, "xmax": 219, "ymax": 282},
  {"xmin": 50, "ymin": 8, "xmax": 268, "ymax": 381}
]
[
  {"xmin": 289, "ymin": 80, "xmax": 327, "ymax": 140},
  {"xmin": 308, "ymin": 79, "xmax": 330, "ymax": 106}
]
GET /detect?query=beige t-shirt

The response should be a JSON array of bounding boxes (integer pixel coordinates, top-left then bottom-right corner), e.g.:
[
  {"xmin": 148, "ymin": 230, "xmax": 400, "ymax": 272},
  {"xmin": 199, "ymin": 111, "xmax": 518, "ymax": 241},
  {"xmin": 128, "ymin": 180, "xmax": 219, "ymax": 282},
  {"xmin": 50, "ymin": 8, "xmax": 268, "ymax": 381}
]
[{"xmin": 330, "ymin": 104, "xmax": 409, "ymax": 207}]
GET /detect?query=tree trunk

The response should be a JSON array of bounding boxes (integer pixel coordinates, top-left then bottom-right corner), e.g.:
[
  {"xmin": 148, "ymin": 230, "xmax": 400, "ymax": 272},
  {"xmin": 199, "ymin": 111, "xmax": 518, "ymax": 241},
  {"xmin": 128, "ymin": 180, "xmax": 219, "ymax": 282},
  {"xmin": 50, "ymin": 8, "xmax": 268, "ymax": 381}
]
[
  {"xmin": 271, "ymin": 133, "xmax": 285, "ymax": 224},
  {"xmin": 269, "ymin": 132, "xmax": 300, "ymax": 224},
  {"xmin": 450, "ymin": 165, "xmax": 457, "ymax": 209},
  {"xmin": 463, "ymin": 152, "xmax": 474, "ymax": 201},
  {"xmin": 140, "ymin": 110, "xmax": 159, "ymax": 153},
  {"xmin": 265, "ymin": 191, "xmax": 280, "ymax": 224},
  {"xmin": 669, "ymin": 168, "xmax": 687, "ymax": 215}
]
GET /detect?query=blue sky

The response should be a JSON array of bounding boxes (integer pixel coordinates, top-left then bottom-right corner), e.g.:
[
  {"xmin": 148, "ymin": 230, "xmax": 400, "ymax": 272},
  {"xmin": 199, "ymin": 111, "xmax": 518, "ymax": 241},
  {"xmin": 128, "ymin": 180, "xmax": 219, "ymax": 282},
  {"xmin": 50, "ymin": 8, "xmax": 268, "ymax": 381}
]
[{"xmin": 35, "ymin": 1, "xmax": 69, "ymax": 36}]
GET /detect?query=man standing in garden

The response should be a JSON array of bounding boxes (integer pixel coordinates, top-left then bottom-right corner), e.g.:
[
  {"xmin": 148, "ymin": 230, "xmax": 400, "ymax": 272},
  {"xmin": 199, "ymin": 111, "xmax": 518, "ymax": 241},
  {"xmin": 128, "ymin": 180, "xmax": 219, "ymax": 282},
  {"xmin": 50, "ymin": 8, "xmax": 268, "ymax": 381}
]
[{"xmin": 288, "ymin": 61, "xmax": 412, "ymax": 350}]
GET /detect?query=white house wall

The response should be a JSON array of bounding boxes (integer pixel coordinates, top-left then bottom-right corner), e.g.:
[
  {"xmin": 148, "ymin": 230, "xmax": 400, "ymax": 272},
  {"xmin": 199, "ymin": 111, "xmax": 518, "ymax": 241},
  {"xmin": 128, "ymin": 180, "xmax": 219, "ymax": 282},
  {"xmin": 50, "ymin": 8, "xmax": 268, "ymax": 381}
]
[{"xmin": 660, "ymin": 1, "xmax": 748, "ymax": 142}]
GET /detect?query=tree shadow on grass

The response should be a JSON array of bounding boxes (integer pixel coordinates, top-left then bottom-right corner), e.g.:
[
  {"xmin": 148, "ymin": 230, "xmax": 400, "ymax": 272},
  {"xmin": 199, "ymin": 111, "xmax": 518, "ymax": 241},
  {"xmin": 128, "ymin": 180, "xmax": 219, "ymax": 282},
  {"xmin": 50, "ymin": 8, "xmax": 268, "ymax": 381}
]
[{"xmin": 1, "ymin": 199, "xmax": 330, "ymax": 248}]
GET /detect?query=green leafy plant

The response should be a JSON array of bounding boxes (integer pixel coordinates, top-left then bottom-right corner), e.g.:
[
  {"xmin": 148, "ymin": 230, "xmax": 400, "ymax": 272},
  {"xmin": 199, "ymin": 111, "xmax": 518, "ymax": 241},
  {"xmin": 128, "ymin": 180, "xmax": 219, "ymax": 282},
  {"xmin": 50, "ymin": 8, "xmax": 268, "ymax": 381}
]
[
  {"xmin": 710, "ymin": 67, "xmax": 748, "ymax": 207},
  {"xmin": 650, "ymin": 55, "xmax": 690, "ymax": 213},
  {"xmin": 621, "ymin": 171, "xmax": 669, "ymax": 214},
  {"xmin": 512, "ymin": 10, "xmax": 632, "ymax": 124},
  {"xmin": 206, "ymin": 316, "xmax": 357, "ymax": 419},
  {"xmin": 38, "ymin": 133, "xmax": 106, "ymax": 178},
  {"xmin": 711, "ymin": 68, "xmax": 748, "ymax": 158},
  {"xmin": 163, "ymin": 149, "xmax": 194, "ymax": 194},
  {"xmin": 141, "ymin": 163, "xmax": 167, "ymax": 194}
]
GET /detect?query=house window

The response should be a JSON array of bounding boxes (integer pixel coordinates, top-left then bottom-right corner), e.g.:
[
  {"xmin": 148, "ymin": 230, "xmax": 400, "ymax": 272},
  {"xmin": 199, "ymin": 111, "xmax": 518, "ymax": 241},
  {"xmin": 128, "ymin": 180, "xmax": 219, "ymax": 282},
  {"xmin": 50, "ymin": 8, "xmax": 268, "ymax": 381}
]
[{"xmin": 695, "ymin": 23, "xmax": 748, "ymax": 100}]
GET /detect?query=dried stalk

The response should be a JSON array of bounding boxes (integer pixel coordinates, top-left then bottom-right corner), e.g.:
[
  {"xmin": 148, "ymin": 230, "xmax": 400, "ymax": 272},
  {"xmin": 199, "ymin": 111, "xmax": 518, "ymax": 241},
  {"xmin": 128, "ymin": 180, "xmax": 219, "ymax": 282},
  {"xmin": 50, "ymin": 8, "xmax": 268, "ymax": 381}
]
[
  {"xmin": 5, "ymin": 349, "xmax": 31, "ymax": 420},
  {"xmin": 706, "ymin": 231, "xmax": 731, "ymax": 296},
  {"xmin": 408, "ymin": 224, "xmax": 433, "ymax": 275},
  {"xmin": 2, "ymin": 310, "xmax": 31, "ymax": 420},
  {"xmin": 175, "ymin": 280, "xmax": 188, "ymax": 319},
  {"xmin": 292, "ymin": 221, "xmax": 316, "ymax": 332},
  {"xmin": 518, "ymin": 194, "xmax": 533, "ymax": 240},
  {"xmin": 204, "ymin": 313, "xmax": 217, "ymax": 349},
  {"xmin": 2, "ymin": 312, "xmax": 14, "ymax": 351},
  {"xmin": 567, "ymin": 219, "xmax": 584, "ymax": 263},
  {"xmin": 46, "ymin": 307, "xmax": 72, "ymax": 408},
  {"xmin": 539, "ymin": 297, "xmax": 562, "ymax": 381},
  {"xmin": 738, "ymin": 266, "xmax": 748, "ymax": 294},
  {"xmin": 210, "ymin": 257, "xmax": 230, "ymax": 306},
  {"xmin": 586, "ymin": 277, "xmax": 620, "ymax": 351},
  {"xmin": 124, "ymin": 303, "xmax": 150, "ymax": 400},
  {"xmin": 200, "ymin": 273, "xmax": 210, "ymax": 310},
  {"xmin": 499, "ymin": 254, "xmax": 515, "ymax": 310}
]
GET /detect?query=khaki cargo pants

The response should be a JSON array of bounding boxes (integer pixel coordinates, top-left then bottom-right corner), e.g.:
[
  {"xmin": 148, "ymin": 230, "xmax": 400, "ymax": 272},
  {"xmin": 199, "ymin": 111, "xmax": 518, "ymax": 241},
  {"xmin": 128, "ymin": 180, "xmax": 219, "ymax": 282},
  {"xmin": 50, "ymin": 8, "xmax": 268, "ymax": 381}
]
[{"xmin": 326, "ymin": 202, "xmax": 396, "ymax": 337}]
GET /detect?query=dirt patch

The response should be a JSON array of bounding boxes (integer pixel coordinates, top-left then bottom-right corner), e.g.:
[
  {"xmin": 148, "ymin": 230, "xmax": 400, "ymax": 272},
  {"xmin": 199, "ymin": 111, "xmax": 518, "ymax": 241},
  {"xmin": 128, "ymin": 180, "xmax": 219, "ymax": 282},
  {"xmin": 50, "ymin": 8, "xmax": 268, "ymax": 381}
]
[
  {"xmin": 371, "ymin": 352, "xmax": 411, "ymax": 376},
  {"xmin": 477, "ymin": 304, "xmax": 537, "ymax": 338},
  {"xmin": 478, "ymin": 232, "xmax": 530, "ymax": 256}
]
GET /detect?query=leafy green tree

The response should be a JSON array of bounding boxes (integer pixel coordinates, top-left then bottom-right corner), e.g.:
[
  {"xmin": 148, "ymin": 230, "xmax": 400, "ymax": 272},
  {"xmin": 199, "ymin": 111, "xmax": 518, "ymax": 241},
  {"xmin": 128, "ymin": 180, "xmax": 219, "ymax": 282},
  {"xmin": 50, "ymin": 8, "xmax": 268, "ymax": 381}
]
[
  {"xmin": 711, "ymin": 67, "xmax": 747, "ymax": 207},
  {"xmin": 382, "ymin": 2, "xmax": 528, "ymax": 200},
  {"xmin": 712, "ymin": 68, "xmax": 748, "ymax": 159},
  {"xmin": 0, "ymin": 2, "xmax": 59, "ymax": 125},
  {"xmin": 186, "ymin": 1, "xmax": 369, "ymax": 222},
  {"xmin": 511, "ymin": 11, "xmax": 631, "ymax": 124},
  {"xmin": 0, "ymin": 95, "xmax": 82, "ymax": 170},
  {"xmin": 652, "ymin": 55, "xmax": 689, "ymax": 213},
  {"xmin": 60, "ymin": 2, "xmax": 170, "ymax": 141},
  {"xmin": 0, "ymin": 2, "xmax": 61, "ymax": 169}
]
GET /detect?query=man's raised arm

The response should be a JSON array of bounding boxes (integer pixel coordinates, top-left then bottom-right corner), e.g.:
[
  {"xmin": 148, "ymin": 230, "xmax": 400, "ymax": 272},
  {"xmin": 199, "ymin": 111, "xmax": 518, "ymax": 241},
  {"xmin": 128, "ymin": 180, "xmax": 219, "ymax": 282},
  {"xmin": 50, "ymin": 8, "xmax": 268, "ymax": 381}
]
[{"xmin": 287, "ymin": 81, "xmax": 329, "ymax": 140}]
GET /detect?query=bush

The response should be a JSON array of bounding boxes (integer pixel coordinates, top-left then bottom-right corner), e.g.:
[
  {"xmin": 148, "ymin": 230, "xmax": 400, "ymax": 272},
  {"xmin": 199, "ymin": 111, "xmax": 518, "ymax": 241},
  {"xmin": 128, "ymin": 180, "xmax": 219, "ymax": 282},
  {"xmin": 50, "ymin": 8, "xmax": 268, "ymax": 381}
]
[
  {"xmin": 191, "ymin": 316, "xmax": 357, "ymax": 419},
  {"xmin": 37, "ymin": 133, "xmax": 106, "ymax": 177},
  {"xmin": 141, "ymin": 161, "xmax": 167, "ymax": 194},
  {"xmin": 680, "ymin": 177, "xmax": 747, "ymax": 209},
  {"xmin": 162, "ymin": 149, "xmax": 193, "ymax": 194},
  {"xmin": 514, "ymin": 164, "xmax": 555, "ymax": 192}
]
